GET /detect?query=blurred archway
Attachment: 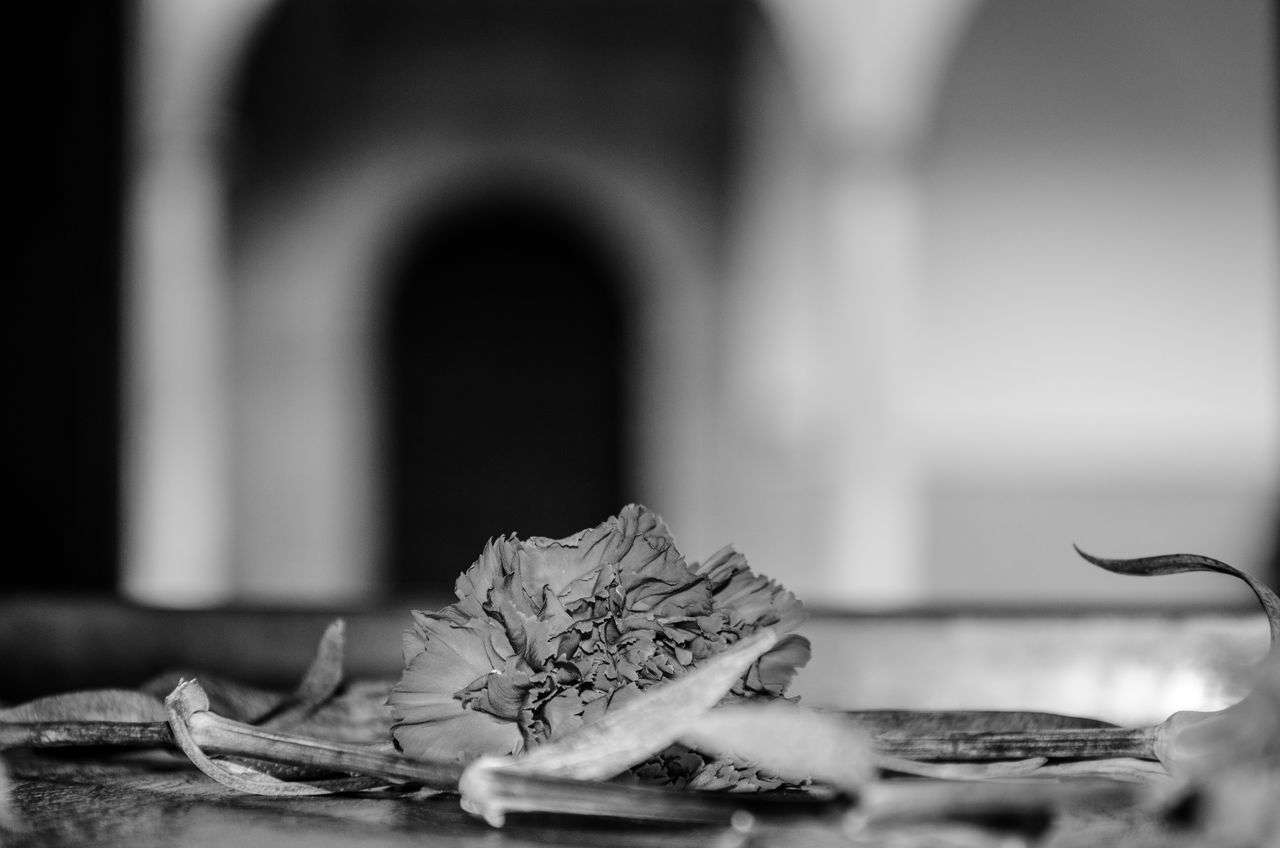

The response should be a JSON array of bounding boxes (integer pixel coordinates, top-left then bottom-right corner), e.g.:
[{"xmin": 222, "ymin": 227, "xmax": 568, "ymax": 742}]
[{"xmin": 382, "ymin": 192, "xmax": 630, "ymax": 595}]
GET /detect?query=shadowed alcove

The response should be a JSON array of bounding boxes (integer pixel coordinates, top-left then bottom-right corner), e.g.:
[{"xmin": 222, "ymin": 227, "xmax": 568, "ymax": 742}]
[{"xmin": 382, "ymin": 191, "xmax": 631, "ymax": 595}]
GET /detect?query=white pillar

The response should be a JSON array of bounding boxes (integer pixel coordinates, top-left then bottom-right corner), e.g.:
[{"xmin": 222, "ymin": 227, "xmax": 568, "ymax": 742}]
[
  {"xmin": 123, "ymin": 0, "xmax": 272, "ymax": 605},
  {"xmin": 759, "ymin": 0, "xmax": 978, "ymax": 605}
]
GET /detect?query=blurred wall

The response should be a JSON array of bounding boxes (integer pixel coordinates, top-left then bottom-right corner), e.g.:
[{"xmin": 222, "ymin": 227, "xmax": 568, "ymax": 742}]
[
  {"xmin": 120, "ymin": 0, "xmax": 1276, "ymax": 608},
  {"xmin": 919, "ymin": 0, "xmax": 1277, "ymax": 603}
]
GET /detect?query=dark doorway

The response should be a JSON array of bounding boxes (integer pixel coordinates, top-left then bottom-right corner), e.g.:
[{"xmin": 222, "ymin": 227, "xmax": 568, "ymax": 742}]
[{"xmin": 383, "ymin": 192, "xmax": 630, "ymax": 597}]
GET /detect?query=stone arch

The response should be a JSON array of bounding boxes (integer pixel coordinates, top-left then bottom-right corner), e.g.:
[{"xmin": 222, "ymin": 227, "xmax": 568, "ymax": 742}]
[
  {"xmin": 133, "ymin": 0, "xmax": 992, "ymax": 607},
  {"xmin": 227, "ymin": 142, "xmax": 719, "ymax": 602},
  {"xmin": 378, "ymin": 186, "xmax": 629, "ymax": 593}
]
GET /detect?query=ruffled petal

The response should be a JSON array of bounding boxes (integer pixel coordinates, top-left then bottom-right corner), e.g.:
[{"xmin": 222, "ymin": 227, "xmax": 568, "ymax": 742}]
[
  {"xmin": 395, "ymin": 619, "xmax": 493, "ymax": 698},
  {"xmin": 393, "ymin": 503, "xmax": 810, "ymax": 790},
  {"xmin": 392, "ymin": 707, "xmax": 522, "ymax": 762},
  {"xmin": 698, "ymin": 546, "xmax": 806, "ymax": 633},
  {"xmin": 517, "ymin": 532, "xmax": 604, "ymax": 600},
  {"xmin": 388, "ymin": 697, "xmax": 470, "ymax": 725},
  {"xmin": 746, "ymin": 633, "xmax": 812, "ymax": 696}
]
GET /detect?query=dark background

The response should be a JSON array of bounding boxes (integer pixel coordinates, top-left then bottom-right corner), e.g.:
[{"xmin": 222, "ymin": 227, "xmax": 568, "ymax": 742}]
[
  {"xmin": 382, "ymin": 192, "xmax": 628, "ymax": 593},
  {"xmin": 6, "ymin": 1, "xmax": 128, "ymax": 594}
]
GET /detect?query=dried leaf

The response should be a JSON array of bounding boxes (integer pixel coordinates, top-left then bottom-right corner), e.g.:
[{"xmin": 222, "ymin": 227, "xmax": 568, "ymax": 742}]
[
  {"xmin": 0, "ymin": 618, "xmax": 344, "ymax": 719},
  {"xmin": 1025, "ymin": 757, "xmax": 1172, "ymax": 783},
  {"xmin": 679, "ymin": 700, "xmax": 876, "ymax": 792},
  {"xmin": 0, "ymin": 690, "xmax": 165, "ymax": 724},
  {"xmin": 458, "ymin": 630, "xmax": 781, "ymax": 825},
  {"xmin": 1075, "ymin": 547, "xmax": 1280, "ymax": 647},
  {"xmin": 267, "ymin": 679, "xmax": 396, "ymax": 745},
  {"xmin": 166, "ymin": 679, "xmax": 328, "ymax": 796},
  {"xmin": 260, "ymin": 618, "xmax": 349, "ymax": 728},
  {"xmin": 0, "ymin": 719, "xmax": 170, "ymax": 751},
  {"xmin": 140, "ymin": 671, "xmax": 285, "ymax": 724},
  {"xmin": 164, "ymin": 679, "xmax": 384, "ymax": 797},
  {"xmin": 838, "ymin": 708, "xmax": 1116, "ymax": 734},
  {"xmin": 493, "ymin": 628, "xmax": 779, "ymax": 781},
  {"xmin": 874, "ymin": 755, "xmax": 1049, "ymax": 781},
  {"xmin": 142, "ymin": 618, "xmax": 349, "ymax": 727}
]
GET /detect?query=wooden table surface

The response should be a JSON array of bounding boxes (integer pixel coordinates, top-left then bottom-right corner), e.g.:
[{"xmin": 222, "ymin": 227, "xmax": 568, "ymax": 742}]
[
  {"xmin": 6, "ymin": 753, "xmax": 750, "ymax": 848},
  {"xmin": 8, "ymin": 748, "xmax": 1188, "ymax": 848},
  {"xmin": 3, "ymin": 598, "xmax": 1271, "ymax": 846}
]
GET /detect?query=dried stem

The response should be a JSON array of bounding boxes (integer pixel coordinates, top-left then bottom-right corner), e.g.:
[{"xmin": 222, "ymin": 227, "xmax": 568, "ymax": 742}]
[
  {"xmin": 0, "ymin": 721, "xmax": 172, "ymax": 750},
  {"xmin": 870, "ymin": 725, "xmax": 1159, "ymax": 762},
  {"xmin": 165, "ymin": 680, "xmax": 461, "ymax": 793},
  {"xmin": 3, "ymin": 683, "xmax": 1164, "ymax": 830},
  {"xmin": 193, "ymin": 711, "xmax": 463, "ymax": 787}
]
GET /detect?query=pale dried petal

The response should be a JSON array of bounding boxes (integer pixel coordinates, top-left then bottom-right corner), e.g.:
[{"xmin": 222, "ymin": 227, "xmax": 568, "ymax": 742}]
[{"xmin": 680, "ymin": 700, "xmax": 877, "ymax": 792}]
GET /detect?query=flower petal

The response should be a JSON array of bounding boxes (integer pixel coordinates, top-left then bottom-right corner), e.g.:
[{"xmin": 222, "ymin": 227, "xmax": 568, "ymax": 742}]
[
  {"xmin": 393, "ymin": 503, "xmax": 811, "ymax": 790},
  {"xmin": 393, "ymin": 619, "xmax": 493, "ymax": 702},
  {"xmin": 745, "ymin": 633, "xmax": 812, "ymax": 696},
  {"xmin": 393, "ymin": 708, "xmax": 522, "ymax": 762}
]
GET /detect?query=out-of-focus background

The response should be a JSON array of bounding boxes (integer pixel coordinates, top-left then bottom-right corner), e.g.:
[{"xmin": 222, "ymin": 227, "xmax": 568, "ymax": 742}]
[{"xmin": 9, "ymin": 0, "xmax": 1278, "ymax": 611}]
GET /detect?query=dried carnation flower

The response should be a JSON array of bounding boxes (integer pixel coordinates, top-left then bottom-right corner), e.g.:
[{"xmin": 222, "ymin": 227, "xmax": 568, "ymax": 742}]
[{"xmin": 389, "ymin": 504, "xmax": 810, "ymax": 784}]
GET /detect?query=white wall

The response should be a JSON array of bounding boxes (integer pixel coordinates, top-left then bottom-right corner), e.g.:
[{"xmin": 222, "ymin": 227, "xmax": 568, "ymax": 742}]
[
  {"xmin": 917, "ymin": 0, "xmax": 1277, "ymax": 602},
  {"xmin": 124, "ymin": 0, "xmax": 1276, "ymax": 608}
]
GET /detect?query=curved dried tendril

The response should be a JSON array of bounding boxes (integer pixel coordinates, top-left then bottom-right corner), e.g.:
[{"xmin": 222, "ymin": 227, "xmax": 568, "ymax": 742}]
[
  {"xmin": 165, "ymin": 680, "xmax": 407, "ymax": 796},
  {"xmin": 1074, "ymin": 546, "xmax": 1280, "ymax": 649},
  {"xmin": 166, "ymin": 680, "xmax": 339, "ymax": 796}
]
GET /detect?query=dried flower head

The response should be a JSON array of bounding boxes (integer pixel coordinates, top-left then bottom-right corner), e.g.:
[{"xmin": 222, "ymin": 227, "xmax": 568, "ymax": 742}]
[{"xmin": 389, "ymin": 504, "xmax": 810, "ymax": 784}]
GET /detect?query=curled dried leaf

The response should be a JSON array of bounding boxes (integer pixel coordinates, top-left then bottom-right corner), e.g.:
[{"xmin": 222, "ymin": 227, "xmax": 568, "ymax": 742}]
[
  {"xmin": 165, "ymin": 679, "xmax": 336, "ymax": 797},
  {"xmin": 1075, "ymin": 547, "xmax": 1280, "ymax": 648},
  {"xmin": 0, "ymin": 690, "xmax": 165, "ymax": 724},
  {"xmin": 143, "ymin": 618, "xmax": 350, "ymax": 727},
  {"xmin": 679, "ymin": 700, "xmax": 876, "ymax": 792},
  {"xmin": 494, "ymin": 628, "xmax": 779, "ymax": 782},
  {"xmin": 874, "ymin": 755, "xmax": 1049, "ymax": 781},
  {"xmin": 163, "ymin": 679, "xmax": 402, "ymax": 796}
]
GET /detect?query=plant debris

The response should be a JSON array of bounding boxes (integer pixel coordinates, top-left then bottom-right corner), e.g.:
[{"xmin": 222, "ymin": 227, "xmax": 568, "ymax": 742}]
[
  {"xmin": 2, "ymin": 507, "xmax": 1279, "ymax": 846},
  {"xmin": 389, "ymin": 504, "xmax": 810, "ymax": 788}
]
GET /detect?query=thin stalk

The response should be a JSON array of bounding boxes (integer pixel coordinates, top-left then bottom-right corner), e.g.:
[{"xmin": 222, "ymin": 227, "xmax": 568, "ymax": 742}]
[
  {"xmin": 185, "ymin": 709, "xmax": 463, "ymax": 790},
  {"xmin": 870, "ymin": 725, "xmax": 1159, "ymax": 762},
  {"xmin": 0, "ymin": 716, "xmax": 1165, "ymax": 769},
  {"xmin": 158, "ymin": 631, "xmax": 785, "ymax": 803},
  {"xmin": 841, "ymin": 709, "xmax": 1116, "ymax": 733},
  {"xmin": 167, "ymin": 678, "xmax": 854, "ymax": 824},
  {"xmin": 0, "ymin": 721, "xmax": 172, "ymax": 750}
]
